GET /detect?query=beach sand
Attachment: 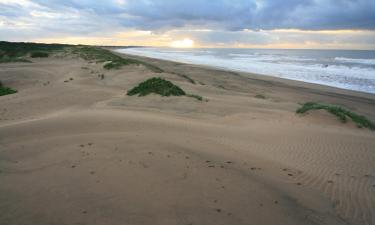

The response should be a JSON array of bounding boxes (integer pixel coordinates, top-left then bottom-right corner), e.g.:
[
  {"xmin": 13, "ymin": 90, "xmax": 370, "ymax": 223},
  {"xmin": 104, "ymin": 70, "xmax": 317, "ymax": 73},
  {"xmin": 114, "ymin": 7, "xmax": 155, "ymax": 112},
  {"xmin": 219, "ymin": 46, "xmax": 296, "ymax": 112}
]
[{"xmin": 0, "ymin": 50, "xmax": 374, "ymax": 225}]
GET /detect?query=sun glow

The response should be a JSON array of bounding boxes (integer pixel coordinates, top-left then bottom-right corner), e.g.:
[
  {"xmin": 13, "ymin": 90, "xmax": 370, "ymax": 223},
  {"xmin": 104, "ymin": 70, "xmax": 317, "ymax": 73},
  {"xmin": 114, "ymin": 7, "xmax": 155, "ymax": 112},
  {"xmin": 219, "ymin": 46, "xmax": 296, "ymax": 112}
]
[{"xmin": 170, "ymin": 38, "xmax": 194, "ymax": 48}]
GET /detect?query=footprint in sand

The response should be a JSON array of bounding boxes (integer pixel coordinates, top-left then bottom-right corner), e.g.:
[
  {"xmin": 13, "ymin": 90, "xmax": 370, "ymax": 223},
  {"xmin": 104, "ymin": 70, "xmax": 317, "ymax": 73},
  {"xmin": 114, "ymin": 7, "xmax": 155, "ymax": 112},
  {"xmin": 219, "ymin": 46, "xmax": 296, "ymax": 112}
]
[{"xmin": 139, "ymin": 162, "xmax": 149, "ymax": 168}]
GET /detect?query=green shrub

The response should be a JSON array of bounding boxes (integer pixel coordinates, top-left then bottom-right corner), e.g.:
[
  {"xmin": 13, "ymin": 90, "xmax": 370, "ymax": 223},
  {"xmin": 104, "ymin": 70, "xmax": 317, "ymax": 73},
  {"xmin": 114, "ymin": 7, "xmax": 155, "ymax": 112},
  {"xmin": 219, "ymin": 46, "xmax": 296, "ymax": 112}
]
[
  {"xmin": 127, "ymin": 77, "xmax": 205, "ymax": 101},
  {"xmin": 297, "ymin": 102, "xmax": 375, "ymax": 130},
  {"xmin": 31, "ymin": 51, "xmax": 49, "ymax": 58},
  {"xmin": 127, "ymin": 77, "xmax": 186, "ymax": 97},
  {"xmin": 0, "ymin": 82, "xmax": 17, "ymax": 96}
]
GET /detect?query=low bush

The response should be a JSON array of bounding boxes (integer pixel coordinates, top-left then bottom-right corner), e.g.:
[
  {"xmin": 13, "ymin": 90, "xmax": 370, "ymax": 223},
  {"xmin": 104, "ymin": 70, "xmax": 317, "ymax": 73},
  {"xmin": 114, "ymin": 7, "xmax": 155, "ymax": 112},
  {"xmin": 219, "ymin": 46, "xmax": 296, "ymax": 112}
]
[
  {"xmin": 0, "ymin": 81, "xmax": 17, "ymax": 96},
  {"xmin": 297, "ymin": 102, "xmax": 375, "ymax": 130},
  {"xmin": 127, "ymin": 77, "xmax": 185, "ymax": 97}
]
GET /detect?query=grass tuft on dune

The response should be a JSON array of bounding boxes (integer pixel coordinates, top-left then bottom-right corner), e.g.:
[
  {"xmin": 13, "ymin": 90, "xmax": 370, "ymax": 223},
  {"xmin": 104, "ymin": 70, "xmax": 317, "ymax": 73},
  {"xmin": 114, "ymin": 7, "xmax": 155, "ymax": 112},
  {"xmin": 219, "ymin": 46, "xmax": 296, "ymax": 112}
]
[
  {"xmin": 187, "ymin": 94, "xmax": 203, "ymax": 101},
  {"xmin": 297, "ymin": 102, "xmax": 375, "ymax": 130},
  {"xmin": 0, "ymin": 81, "xmax": 17, "ymax": 96}
]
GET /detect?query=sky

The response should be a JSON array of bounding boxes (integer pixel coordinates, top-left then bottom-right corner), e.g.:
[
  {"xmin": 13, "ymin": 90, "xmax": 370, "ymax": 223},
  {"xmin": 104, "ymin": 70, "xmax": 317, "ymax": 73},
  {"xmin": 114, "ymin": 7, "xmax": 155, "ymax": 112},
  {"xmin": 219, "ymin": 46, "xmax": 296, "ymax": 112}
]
[{"xmin": 0, "ymin": 0, "xmax": 375, "ymax": 49}]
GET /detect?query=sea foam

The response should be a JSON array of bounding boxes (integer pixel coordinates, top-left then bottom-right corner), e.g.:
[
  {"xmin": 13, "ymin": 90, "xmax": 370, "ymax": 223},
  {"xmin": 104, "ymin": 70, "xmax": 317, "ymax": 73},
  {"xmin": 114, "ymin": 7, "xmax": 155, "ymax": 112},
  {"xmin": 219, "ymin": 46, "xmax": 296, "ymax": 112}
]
[{"xmin": 117, "ymin": 48, "xmax": 375, "ymax": 94}]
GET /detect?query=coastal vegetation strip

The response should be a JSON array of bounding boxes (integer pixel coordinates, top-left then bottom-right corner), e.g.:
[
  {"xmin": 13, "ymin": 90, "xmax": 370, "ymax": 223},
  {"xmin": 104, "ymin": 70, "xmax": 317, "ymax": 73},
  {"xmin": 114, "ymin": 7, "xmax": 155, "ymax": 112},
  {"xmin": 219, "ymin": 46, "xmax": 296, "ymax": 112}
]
[
  {"xmin": 297, "ymin": 102, "xmax": 375, "ymax": 130},
  {"xmin": 127, "ymin": 77, "xmax": 203, "ymax": 101},
  {"xmin": 0, "ymin": 41, "xmax": 66, "ymax": 63},
  {"xmin": 72, "ymin": 46, "xmax": 164, "ymax": 73},
  {"xmin": 30, "ymin": 52, "xmax": 49, "ymax": 58},
  {"xmin": 0, "ymin": 42, "xmax": 163, "ymax": 73}
]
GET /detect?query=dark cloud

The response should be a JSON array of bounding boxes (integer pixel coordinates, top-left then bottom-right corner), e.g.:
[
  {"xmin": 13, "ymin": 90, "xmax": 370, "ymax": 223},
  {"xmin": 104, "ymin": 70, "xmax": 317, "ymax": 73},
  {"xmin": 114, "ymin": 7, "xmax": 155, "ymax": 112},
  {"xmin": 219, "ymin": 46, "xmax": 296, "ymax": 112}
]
[
  {"xmin": 121, "ymin": 0, "xmax": 375, "ymax": 30},
  {"xmin": 2, "ymin": 0, "xmax": 373, "ymax": 31},
  {"xmin": 0, "ymin": 0, "xmax": 374, "ymax": 48}
]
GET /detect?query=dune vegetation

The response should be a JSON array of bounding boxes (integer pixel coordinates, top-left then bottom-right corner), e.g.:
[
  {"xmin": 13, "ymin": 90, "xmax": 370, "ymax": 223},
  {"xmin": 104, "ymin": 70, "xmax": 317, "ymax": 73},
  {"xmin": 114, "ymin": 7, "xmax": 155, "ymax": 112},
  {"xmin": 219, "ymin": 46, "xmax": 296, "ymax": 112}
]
[
  {"xmin": 72, "ymin": 46, "xmax": 163, "ymax": 72},
  {"xmin": 297, "ymin": 102, "xmax": 375, "ymax": 130},
  {"xmin": 127, "ymin": 77, "xmax": 203, "ymax": 101},
  {"xmin": 30, "ymin": 52, "xmax": 49, "ymax": 58},
  {"xmin": 127, "ymin": 77, "xmax": 186, "ymax": 97},
  {"xmin": 170, "ymin": 72, "xmax": 196, "ymax": 84},
  {"xmin": 0, "ymin": 81, "xmax": 17, "ymax": 96},
  {"xmin": 0, "ymin": 41, "xmax": 66, "ymax": 63},
  {"xmin": 186, "ymin": 94, "xmax": 203, "ymax": 101},
  {"xmin": 0, "ymin": 42, "xmax": 163, "ymax": 74}
]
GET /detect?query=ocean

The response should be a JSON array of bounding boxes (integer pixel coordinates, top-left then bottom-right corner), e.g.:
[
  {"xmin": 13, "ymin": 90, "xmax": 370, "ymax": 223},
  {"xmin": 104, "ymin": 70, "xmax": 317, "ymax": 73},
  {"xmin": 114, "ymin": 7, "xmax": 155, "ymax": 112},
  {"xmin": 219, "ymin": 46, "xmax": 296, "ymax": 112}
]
[{"xmin": 116, "ymin": 47, "xmax": 375, "ymax": 94}]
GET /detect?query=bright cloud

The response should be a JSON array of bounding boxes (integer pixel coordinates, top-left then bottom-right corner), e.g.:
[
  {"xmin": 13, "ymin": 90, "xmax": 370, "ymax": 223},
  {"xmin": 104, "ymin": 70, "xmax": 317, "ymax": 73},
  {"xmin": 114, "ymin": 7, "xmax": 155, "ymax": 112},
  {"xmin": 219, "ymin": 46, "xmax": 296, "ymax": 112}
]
[
  {"xmin": 170, "ymin": 38, "xmax": 194, "ymax": 48},
  {"xmin": 0, "ymin": 0, "xmax": 374, "ymax": 49}
]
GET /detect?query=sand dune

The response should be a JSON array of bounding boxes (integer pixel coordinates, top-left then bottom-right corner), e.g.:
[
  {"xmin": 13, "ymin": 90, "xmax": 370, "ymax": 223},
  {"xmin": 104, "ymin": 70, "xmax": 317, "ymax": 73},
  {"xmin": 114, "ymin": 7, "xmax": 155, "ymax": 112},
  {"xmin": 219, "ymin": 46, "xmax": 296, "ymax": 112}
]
[{"xmin": 0, "ymin": 51, "xmax": 374, "ymax": 225}]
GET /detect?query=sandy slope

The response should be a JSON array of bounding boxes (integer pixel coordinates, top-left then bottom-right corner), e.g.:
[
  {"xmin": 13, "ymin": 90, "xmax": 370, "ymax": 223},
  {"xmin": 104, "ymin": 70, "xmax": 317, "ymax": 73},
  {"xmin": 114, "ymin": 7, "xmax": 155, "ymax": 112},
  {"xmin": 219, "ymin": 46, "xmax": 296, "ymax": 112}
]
[{"xmin": 0, "ymin": 51, "xmax": 374, "ymax": 225}]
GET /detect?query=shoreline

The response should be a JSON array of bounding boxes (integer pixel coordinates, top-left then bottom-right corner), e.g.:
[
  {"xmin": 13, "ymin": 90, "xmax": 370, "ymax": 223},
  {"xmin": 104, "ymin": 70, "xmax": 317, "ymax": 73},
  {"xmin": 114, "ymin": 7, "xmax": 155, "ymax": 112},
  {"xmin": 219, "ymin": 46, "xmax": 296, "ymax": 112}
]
[
  {"xmin": 114, "ymin": 47, "xmax": 375, "ymax": 95},
  {"xmin": 113, "ymin": 49, "xmax": 375, "ymax": 111},
  {"xmin": 114, "ymin": 48, "xmax": 375, "ymax": 97}
]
